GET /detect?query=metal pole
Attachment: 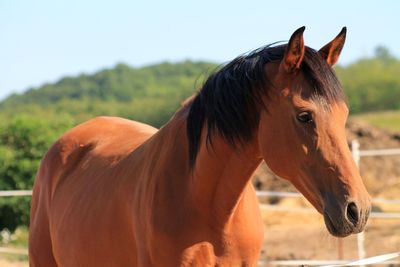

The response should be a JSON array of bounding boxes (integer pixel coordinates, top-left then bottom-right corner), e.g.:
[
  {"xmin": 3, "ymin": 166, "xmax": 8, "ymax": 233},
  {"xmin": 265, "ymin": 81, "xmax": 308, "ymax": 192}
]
[{"xmin": 351, "ymin": 140, "xmax": 366, "ymax": 263}]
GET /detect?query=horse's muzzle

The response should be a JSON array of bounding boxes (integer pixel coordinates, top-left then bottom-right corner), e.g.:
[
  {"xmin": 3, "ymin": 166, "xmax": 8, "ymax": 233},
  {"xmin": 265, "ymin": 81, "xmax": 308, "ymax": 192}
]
[{"xmin": 323, "ymin": 200, "xmax": 371, "ymax": 237}]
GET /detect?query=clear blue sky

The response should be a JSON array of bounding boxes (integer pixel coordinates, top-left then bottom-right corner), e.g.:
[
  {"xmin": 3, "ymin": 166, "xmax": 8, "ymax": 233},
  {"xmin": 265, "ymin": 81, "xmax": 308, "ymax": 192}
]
[{"xmin": 1, "ymin": 0, "xmax": 399, "ymax": 100}]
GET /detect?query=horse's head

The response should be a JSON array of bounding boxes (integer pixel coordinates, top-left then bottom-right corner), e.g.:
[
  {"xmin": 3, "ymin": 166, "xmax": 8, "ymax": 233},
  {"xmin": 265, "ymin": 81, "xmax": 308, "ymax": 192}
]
[{"xmin": 258, "ymin": 27, "xmax": 371, "ymax": 237}]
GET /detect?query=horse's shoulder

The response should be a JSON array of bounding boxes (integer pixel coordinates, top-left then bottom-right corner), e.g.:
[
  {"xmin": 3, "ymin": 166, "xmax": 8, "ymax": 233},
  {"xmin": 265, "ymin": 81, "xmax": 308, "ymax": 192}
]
[{"xmin": 38, "ymin": 117, "xmax": 157, "ymax": 195}]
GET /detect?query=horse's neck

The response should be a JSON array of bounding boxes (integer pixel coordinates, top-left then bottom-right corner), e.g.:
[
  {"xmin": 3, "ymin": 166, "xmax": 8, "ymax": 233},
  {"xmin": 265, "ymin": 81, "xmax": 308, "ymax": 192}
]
[
  {"xmin": 191, "ymin": 130, "xmax": 262, "ymax": 225},
  {"xmin": 140, "ymin": 104, "xmax": 262, "ymax": 227}
]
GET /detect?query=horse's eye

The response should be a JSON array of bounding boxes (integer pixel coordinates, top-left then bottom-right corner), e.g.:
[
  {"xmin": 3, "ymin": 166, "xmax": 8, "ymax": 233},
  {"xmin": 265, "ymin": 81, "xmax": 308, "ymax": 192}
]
[{"xmin": 297, "ymin": 111, "xmax": 313, "ymax": 124}]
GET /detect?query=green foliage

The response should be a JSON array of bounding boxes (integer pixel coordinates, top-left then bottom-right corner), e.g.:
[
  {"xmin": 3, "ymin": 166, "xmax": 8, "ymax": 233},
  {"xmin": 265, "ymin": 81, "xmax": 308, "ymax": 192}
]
[
  {"xmin": 351, "ymin": 110, "xmax": 400, "ymax": 132},
  {"xmin": 374, "ymin": 46, "xmax": 395, "ymax": 61},
  {"xmin": 0, "ymin": 60, "xmax": 216, "ymax": 127},
  {"xmin": 335, "ymin": 48, "xmax": 400, "ymax": 113},
  {"xmin": 2, "ymin": 53, "xmax": 400, "ymax": 121},
  {"xmin": 0, "ymin": 115, "xmax": 75, "ymax": 231}
]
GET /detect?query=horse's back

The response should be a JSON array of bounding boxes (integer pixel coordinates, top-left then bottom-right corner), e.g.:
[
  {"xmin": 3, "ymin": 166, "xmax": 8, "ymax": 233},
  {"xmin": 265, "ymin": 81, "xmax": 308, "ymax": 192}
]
[
  {"xmin": 32, "ymin": 116, "xmax": 157, "ymax": 204},
  {"xmin": 29, "ymin": 116, "xmax": 157, "ymax": 267}
]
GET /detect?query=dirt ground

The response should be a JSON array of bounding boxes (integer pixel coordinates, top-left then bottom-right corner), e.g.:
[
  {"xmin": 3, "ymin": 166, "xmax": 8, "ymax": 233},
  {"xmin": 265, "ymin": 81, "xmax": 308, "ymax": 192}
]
[
  {"xmin": 259, "ymin": 199, "xmax": 400, "ymax": 262},
  {"xmin": 0, "ymin": 259, "xmax": 27, "ymax": 267}
]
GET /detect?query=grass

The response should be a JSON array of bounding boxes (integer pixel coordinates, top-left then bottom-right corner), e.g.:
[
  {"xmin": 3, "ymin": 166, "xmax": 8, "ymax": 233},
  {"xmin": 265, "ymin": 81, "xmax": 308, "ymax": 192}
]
[{"xmin": 351, "ymin": 110, "xmax": 400, "ymax": 132}]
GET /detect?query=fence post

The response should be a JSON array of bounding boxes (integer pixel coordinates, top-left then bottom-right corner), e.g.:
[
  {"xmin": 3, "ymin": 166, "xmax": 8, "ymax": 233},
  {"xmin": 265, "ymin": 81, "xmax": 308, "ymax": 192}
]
[
  {"xmin": 351, "ymin": 140, "xmax": 366, "ymax": 264},
  {"xmin": 337, "ymin": 238, "xmax": 344, "ymax": 260},
  {"xmin": 351, "ymin": 139, "xmax": 360, "ymax": 168}
]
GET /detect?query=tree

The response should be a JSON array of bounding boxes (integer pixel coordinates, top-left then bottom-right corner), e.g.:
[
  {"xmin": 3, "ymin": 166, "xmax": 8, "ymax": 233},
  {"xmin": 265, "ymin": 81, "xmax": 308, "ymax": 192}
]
[
  {"xmin": 0, "ymin": 115, "xmax": 74, "ymax": 231},
  {"xmin": 374, "ymin": 46, "xmax": 394, "ymax": 61}
]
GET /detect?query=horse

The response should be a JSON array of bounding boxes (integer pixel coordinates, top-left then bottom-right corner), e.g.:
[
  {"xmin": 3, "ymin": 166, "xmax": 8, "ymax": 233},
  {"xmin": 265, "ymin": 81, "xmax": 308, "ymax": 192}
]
[{"xmin": 29, "ymin": 27, "xmax": 371, "ymax": 267}]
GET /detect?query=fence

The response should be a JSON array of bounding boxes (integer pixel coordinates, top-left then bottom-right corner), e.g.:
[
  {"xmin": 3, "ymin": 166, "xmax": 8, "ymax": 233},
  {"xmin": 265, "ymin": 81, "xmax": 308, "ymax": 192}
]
[
  {"xmin": 351, "ymin": 139, "xmax": 400, "ymax": 265},
  {"xmin": 257, "ymin": 193, "xmax": 400, "ymax": 266},
  {"xmin": 0, "ymin": 140, "xmax": 399, "ymax": 266},
  {"xmin": 257, "ymin": 139, "xmax": 400, "ymax": 266}
]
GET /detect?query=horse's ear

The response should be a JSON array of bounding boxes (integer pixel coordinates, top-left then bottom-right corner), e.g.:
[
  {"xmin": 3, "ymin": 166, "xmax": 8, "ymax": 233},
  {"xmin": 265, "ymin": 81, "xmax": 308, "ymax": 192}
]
[
  {"xmin": 319, "ymin": 27, "xmax": 347, "ymax": 66},
  {"xmin": 279, "ymin": 26, "xmax": 306, "ymax": 74}
]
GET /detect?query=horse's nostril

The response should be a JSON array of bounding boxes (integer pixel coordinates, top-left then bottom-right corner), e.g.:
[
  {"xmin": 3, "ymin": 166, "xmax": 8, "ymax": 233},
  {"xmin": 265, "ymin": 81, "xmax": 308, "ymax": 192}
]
[{"xmin": 346, "ymin": 202, "xmax": 359, "ymax": 226}]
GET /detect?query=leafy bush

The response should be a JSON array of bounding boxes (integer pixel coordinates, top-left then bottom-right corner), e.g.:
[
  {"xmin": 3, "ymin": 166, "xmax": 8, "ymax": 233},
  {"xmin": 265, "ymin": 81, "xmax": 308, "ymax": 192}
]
[{"xmin": 0, "ymin": 115, "xmax": 75, "ymax": 231}]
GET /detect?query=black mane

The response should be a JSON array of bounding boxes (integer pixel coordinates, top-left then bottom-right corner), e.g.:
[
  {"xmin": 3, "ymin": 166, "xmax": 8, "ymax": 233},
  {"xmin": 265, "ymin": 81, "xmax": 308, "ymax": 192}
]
[{"xmin": 187, "ymin": 44, "xmax": 344, "ymax": 167}]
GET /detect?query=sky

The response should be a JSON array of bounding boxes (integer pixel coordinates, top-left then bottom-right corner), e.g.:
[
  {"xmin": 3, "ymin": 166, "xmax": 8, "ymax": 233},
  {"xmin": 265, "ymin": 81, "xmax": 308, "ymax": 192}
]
[{"xmin": 1, "ymin": 0, "xmax": 399, "ymax": 100}]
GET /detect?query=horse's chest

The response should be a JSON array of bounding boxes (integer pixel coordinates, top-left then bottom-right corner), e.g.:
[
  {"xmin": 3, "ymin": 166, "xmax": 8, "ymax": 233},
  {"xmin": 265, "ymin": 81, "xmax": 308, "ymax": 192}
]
[
  {"xmin": 144, "ymin": 194, "xmax": 264, "ymax": 266},
  {"xmin": 177, "ymin": 240, "xmax": 260, "ymax": 267},
  {"xmin": 148, "ymin": 224, "xmax": 263, "ymax": 267}
]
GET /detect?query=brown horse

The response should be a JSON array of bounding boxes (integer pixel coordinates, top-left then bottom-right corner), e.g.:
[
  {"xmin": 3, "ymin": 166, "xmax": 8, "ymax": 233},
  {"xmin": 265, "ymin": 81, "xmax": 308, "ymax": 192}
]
[{"xmin": 29, "ymin": 27, "xmax": 371, "ymax": 267}]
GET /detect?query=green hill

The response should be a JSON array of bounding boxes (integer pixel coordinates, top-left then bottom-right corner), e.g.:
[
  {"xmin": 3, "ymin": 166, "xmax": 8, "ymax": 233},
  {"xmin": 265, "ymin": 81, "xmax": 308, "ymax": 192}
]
[
  {"xmin": 0, "ymin": 60, "xmax": 218, "ymax": 127},
  {"xmin": 336, "ymin": 47, "xmax": 400, "ymax": 113},
  {"xmin": 1, "ymin": 47, "xmax": 400, "ymax": 126}
]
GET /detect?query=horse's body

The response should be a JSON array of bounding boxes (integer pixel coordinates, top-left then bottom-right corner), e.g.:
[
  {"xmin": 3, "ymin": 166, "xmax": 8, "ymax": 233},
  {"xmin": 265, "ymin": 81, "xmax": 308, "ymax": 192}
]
[
  {"xmin": 30, "ymin": 114, "xmax": 264, "ymax": 266},
  {"xmin": 29, "ymin": 27, "xmax": 371, "ymax": 267}
]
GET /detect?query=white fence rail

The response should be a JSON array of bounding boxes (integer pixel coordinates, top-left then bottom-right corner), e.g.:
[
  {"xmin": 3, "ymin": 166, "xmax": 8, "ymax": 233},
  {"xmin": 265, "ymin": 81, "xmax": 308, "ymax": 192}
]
[
  {"xmin": 257, "ymin": 190, "xmax": 400, "ymax": 205},
  {"xmin": 261, "ymin": 252, "xmax": 400, "ymax": 266},
  {"xmin": 0, "ymin": 247, "xmax": 28, "ymax": 256},
  {"xmin": 259, "ymin": 204, "xmax": 400, "ymax": 218},
  {"xmin": 351, "ymin": 140, "xmax": 400, "ymax": 264},
  {"xmin": 0, "ymin": 190, "xmax": 32, "ymax": 197}
]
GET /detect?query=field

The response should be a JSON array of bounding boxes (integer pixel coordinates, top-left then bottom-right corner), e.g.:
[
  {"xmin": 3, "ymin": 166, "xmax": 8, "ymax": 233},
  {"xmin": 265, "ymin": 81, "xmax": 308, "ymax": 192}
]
[{"xmin": 352, "ymin": 110, "xmax": 400, "ymax": 132}]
